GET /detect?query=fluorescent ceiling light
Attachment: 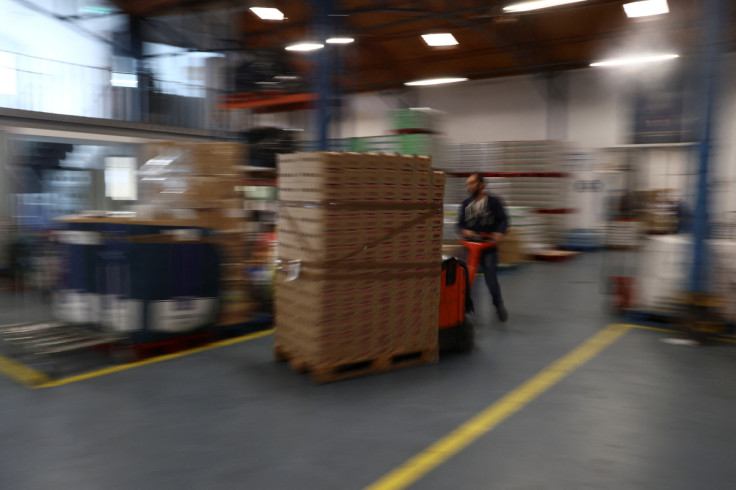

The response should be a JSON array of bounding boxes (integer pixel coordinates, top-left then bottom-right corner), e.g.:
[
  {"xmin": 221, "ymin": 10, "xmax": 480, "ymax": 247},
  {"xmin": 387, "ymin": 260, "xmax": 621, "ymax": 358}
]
[
  {"xmin": 405, "ymin": 77, "xmax": 468, "ymax": 86},
  {"xmin": 326, "ymin": 37, "xmax": 354, "ymax": 44},
  {"xmin": 623, "ymin": 0, "xmax": 669, "ymax": 18},
  {"xmin": 250, "ymin": 7, "xmax": 284, "ymax": 20},
  {"xmin": 590, "ymin": 53, "xmax": 679, "ymax": 67},
  {"xmin": 110, "ymin": 73, "xmax": 138, "ymax": 88},
  {"xmin": 421, "ymin": 33, "xmax": 458, "ymax": 47},
  {"xmin": 504, "ymin": 0, "xmax": 587, "ymax": 13},
  {"xmin": 285, "ymin": 42, "xmax": 324, "ymax": 52}
]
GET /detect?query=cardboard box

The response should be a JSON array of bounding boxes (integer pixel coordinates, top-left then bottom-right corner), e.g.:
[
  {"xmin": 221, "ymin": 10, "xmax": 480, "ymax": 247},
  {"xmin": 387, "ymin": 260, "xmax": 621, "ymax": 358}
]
[
  {"xmin": 140, "ymin": 176, "xmax": 238, "ymax": 208},
  {"xmin": 142, "ymin": 142, "xmax": 245, "ymax": 177},
  {"xmin": 275, "ymin": 151, "xmax": 444, "ymax": 369},
  {"xmin": 498, "ymin": 228, "xmax": 525, "ymax": 265}
]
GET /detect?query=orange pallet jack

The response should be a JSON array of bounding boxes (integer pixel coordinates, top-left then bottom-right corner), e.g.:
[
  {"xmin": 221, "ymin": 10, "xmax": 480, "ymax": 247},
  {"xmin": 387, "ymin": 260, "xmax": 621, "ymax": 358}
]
[{"xmin": 439, "ymin": 237, "xmax": 496, "ymax": 352}]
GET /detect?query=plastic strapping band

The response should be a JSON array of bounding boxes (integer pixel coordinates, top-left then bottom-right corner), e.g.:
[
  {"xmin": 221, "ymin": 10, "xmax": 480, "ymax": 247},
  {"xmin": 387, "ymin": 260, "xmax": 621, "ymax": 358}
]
[{"xmin": 279, "ymin": 200, "xmax": 442, "ymax": 266}]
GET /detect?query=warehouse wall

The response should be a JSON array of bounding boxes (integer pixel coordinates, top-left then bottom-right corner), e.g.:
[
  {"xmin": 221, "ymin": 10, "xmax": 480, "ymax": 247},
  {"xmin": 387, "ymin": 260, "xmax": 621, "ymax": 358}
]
[
  {"xmin": 567, "ymin": 69, "xmax": 633, "ymax": 148},
  {"xmin": 344, "ymin": 93, "xmax": 405, "ymax": 138},
  {"xmin": 416, "ymin": 76, "xmax": 548, "ymax": 143},
  {"xmin": 260, "ymin": 58, "xmax": 736, "ymax": 214},
  {"xmin": 337, "ymin": 61, "xmax": 736, "ymax": 214},
  {"xmin": 334, "ymin": 69, "xmax": 633, "ymax": 147}
]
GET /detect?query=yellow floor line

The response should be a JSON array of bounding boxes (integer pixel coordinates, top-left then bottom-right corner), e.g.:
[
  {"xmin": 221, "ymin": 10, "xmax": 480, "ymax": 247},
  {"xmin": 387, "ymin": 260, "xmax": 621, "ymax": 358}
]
[
  {"xmin": 365, "ymin": 323, "xmax": 631, "ymax": 490},
  {"xmin": 0, "ymin": 353, "xmax": 51, "ymax": 387},
  {"xmin": 35, "ymin": 329, "xmax": 274, "ymax": 389}
]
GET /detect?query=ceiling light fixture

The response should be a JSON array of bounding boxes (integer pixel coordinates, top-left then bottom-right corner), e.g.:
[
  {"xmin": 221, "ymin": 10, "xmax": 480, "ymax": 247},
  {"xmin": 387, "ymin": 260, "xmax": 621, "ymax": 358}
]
[
  {"xmin": 405, "ymin": 77, "xmax": 468, "ymax": 86},
  {"xmin": 326, "ymin": 37, "xmax": 355, "ymax": 44},
  {"xmin": 503, "ymin": 0, "xmax": 587, "ymax": 13},
  {"xmin": 421, "ymin": 33, "xmax": 459, "ymax": 47},
  {"xmin": 590, "ymin": 53, "xmax": 679, "ymax": 67},
  {"xmin": 623, "ymin": 0, "xmax": 669, "ymax": 18},
  {"xmin": 285, "ymin": 42, "xmax": 324, "ymax": 52},
  {"xmin": 250, "ymin": 7, "xmax": 285, "ymax": 20}
]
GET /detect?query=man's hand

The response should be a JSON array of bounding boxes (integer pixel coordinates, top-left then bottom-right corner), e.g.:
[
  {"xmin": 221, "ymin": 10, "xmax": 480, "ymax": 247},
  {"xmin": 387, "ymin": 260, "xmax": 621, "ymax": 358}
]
[
  {"xmin": 461, "ymin": 229, "xmax": 476, "ymax": 239},
  {"xmin": 491, "ymin": 232, "xmax": 506, "ymax": 243}
]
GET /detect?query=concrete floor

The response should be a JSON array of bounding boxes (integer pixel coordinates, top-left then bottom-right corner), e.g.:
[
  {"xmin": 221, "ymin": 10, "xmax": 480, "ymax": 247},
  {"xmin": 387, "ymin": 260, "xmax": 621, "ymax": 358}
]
[{"xmin": 1, "ymin": 253, "xmax": 736, "ymax": 489}]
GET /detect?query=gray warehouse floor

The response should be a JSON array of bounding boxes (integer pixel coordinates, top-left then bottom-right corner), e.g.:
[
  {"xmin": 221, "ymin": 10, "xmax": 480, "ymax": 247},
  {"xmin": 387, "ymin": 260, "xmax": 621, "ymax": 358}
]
[{"xmin": 1, "ymin": 253, "xmax": 736, "ymax": 489}]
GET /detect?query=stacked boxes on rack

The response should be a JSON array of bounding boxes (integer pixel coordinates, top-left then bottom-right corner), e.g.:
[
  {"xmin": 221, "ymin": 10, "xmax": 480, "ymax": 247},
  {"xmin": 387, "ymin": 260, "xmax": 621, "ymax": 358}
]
[
  {"xmin": 441, "ymin": 141, "xmax": 570, "ymax": 249},
  {"xmin": 606, "ymin": 220, "xmax": 641, "ymax": 249},
  {"xmin": 506, "ymin": 206, "xmax": 546, "ymax": 256},
  {"xmin": 138, "ymin": 142, "xmax": 255, "ymax": 326},
  {"xmin": 637, "ymin": 235, "xmax": 690, "ymax": 310},
  {"xmin": 497, "ymin": 141, "xmax": 569, "ymax": 245},
  {"xmin": 636, "ymin": 189, "xmax": 679, "ymax": 235},
  {"xmin": 275, "ymin": 152, "xmax": 445, "ymax": 380},
  {"xmin": 711, "ymin": 240, "xmax": 736, "ymax": 323}
]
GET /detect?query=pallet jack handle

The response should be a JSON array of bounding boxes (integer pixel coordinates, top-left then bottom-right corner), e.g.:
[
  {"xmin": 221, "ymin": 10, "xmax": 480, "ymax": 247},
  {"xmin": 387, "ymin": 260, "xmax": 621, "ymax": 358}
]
[{"xmin": 459, "ymin": 234, "xmax": 496, "ymax": 287}]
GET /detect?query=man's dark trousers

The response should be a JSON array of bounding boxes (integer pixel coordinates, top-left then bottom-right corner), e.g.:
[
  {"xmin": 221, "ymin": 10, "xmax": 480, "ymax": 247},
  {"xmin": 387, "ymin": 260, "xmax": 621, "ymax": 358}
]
[{"xmin": 480, "ymin": 249, "xmax": 503, "ymax": 307}]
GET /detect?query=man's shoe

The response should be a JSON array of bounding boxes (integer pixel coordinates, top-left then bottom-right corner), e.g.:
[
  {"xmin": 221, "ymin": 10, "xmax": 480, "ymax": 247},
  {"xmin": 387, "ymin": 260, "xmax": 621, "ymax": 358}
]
[{"xmin": 496, "ymin": 304, "xmax": 508, "ymax": 322}]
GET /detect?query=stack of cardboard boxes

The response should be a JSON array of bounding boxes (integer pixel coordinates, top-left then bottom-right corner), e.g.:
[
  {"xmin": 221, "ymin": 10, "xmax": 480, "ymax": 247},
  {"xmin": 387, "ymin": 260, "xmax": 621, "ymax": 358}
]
[
  {"xmin": 139, "ymin": 142, "xmax": 254, "ymax": 326},
  {"xmin": 275, "ymin": 152, "xmax": 445, "ymax": 381},
  {"xmin": 636, "ymin": 189, "xmax": 679, "ymax": 235},
  {"xmin": 497, "ymin": 228, "xmax": 526, "ymax": 266}
]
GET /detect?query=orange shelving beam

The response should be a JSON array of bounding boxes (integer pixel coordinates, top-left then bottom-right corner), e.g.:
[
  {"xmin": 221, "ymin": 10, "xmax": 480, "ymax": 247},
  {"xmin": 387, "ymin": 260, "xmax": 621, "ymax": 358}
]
[{"xmin": 219, "ymin": 92, "xmax": 317, "ymax": 110}]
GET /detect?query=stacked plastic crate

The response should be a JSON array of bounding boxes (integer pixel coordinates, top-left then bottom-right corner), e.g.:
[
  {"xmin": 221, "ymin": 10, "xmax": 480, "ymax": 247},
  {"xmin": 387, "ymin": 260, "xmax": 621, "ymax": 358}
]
[{"xmin": 275, "ymin": 152, "xmax": 445, "ymax": 382}]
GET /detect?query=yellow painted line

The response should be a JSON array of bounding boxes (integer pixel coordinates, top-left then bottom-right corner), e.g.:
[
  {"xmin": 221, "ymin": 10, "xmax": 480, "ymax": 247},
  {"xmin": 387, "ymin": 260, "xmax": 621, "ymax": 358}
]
[
  {"xmin": 36, "ymin": 328, "xmax": 274, "ymax": 389},
  {"xmin": 0, "ymin": 353, "xmax": 50, "ymax": 387},
  {"xmin": 365, "ymin": 323, "xmax": 631, "ymax": 490}
]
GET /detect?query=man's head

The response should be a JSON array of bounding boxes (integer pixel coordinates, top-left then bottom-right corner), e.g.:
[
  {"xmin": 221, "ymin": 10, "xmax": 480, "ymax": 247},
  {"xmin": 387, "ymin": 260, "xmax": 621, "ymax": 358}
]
[{"xmin": 466, "ymin": 172, "xmax": 485, "ymax": 198}]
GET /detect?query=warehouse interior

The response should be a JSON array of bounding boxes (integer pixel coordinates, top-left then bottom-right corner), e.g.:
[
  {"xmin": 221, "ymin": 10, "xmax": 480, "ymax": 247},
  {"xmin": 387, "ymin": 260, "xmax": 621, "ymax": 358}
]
[{"xmin": 2, "ymin": 0, "xmax": 736, "ymax": 488}]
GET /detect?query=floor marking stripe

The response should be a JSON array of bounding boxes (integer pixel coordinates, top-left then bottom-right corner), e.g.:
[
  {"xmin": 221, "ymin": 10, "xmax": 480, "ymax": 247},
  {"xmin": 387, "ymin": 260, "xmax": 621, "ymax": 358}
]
[
  {"xmin": 0, "ymin": 353, "xmax": 50, "ymax": 387},
  {"xmin": 36, "ymin": 329, "xmax": 274, "ymax": 389},
  {"xmin": 365, "ymin": 323, "xmax": 631, "ymax": 490}
]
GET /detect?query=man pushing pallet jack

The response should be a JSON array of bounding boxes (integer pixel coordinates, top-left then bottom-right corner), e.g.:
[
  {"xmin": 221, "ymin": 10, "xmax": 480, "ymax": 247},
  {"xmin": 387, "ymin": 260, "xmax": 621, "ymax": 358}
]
[{"xmin": 440, "ymin": 172, "xmax": 509, "ymax": 351}]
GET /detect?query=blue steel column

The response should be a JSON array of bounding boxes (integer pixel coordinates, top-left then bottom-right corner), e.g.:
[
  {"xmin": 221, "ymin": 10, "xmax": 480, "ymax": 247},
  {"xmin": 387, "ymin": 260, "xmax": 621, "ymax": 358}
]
[
  {"xmin": 312, "ymin": 0, "xmax": 333, "ymax": 151},
  {"xmin": 689, "ymin": 0, "xmax": 727, "ymax": 293}
]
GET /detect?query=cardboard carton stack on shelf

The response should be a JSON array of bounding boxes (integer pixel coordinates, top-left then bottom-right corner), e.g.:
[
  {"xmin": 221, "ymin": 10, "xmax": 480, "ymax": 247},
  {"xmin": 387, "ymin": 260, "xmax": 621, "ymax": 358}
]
[
  {"xmin": 502, "ymin": 206, "xmax": 546, "ymax": 262},
  {"xmin": 635, "ymin": 189, "xmax": 679, "ymax": 235},
  {"xmin": 440, "ymin": 141, "xmax": 570, "ymax": 250},
  {"xmin": 496, "ymin": 141, "xmax": 569, "ymax": 246},
  {"xmin": 275, "ymin": 152, "xmax": 445, "ymax": 382},
  {"xmin": 711, "ymin": 240, "xmax": 736, "ymax": 323},
  {"xmin": 138, "ymin": 142, "xmax": 254, "ymax": 326}
]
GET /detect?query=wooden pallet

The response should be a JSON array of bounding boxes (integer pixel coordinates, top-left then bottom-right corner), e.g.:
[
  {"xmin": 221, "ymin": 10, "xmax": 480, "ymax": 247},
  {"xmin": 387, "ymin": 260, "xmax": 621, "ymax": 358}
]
[
  {"xmin": 533, "ymin": 250, "xmax": 581, "ymax": 262},
  {"xmin": 274, "ymin": 344, "xmax": 439, "ymax": 384}
]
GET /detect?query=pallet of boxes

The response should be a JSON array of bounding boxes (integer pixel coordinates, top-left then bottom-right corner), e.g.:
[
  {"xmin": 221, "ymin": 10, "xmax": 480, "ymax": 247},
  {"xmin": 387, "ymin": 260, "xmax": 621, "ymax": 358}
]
[
  {"xmin": 138, "ymin": 142, "xmax": 254, "ymax": 328},
  {"xmin": 275, "ymin": 152, "xmax": 445, "ymax": 383}
]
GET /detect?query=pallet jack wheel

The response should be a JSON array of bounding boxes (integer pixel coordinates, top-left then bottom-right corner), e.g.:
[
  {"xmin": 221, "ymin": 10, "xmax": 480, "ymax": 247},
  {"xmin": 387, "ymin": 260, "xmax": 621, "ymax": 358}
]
[
  {"xmin": 439, "ymin": 319, "xmax": 475, "ymax": 353},
  {"xmin": 456, "ymin": 319, "xmax": 475, "ymax": 353}
]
